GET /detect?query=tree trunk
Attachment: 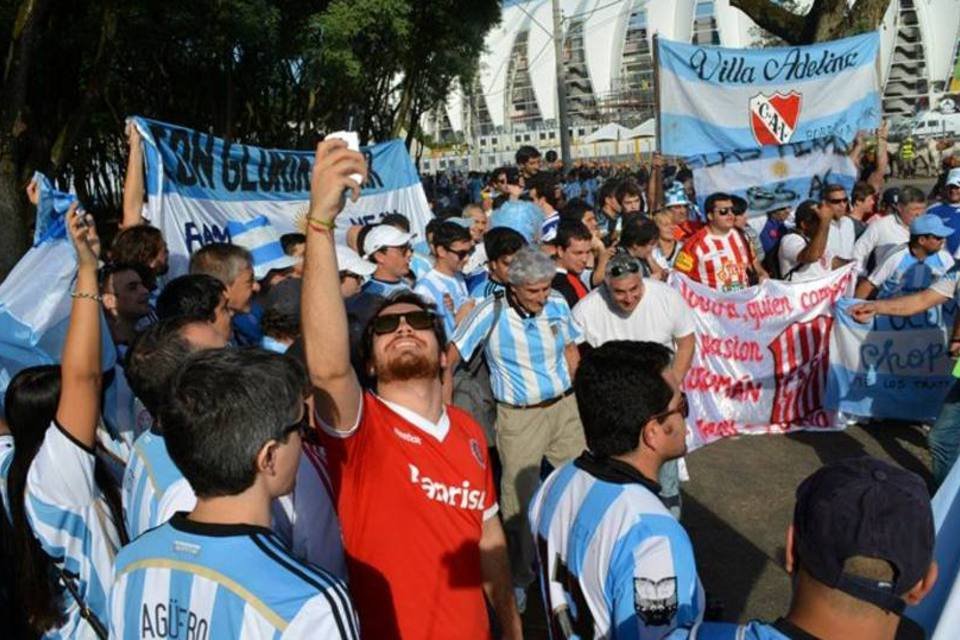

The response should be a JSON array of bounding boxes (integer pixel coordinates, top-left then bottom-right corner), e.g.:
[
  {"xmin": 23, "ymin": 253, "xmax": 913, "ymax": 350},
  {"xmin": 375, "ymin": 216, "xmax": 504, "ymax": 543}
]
[
  {"xmin": 731, "ymin": 0, "xmax": 893, "ymax": 45},
  {"xmin": 0, "ymin": 155, "xmax": 30, "ymax": 280}
]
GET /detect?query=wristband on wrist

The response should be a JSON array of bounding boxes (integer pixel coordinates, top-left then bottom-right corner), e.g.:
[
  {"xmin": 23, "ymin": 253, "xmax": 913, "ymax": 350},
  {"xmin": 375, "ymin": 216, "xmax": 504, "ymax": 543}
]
[
  {"xmin": 71, "ymin": 291, "xmax": 103, "ymax": 302},
  {"xmin": 306, "ymin": 216, "xmax": 336, "ymax": 230}
]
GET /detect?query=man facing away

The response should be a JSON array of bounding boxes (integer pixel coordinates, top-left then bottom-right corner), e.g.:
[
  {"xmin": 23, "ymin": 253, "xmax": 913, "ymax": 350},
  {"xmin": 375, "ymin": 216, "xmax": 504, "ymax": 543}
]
[
  {"xmin": 530, "ymin": 341, "xmax": 705, "ymax": 639},
  {"xmin": 301, "ymin": 139, "xmax": 521, "ymax": 639}
]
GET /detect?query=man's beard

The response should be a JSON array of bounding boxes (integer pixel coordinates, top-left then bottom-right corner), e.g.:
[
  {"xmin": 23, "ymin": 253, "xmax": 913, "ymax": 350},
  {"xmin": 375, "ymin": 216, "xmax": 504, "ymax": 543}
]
[{"xmin": 376, "ymin": 350, "xmax": 440, "ymax": 383}]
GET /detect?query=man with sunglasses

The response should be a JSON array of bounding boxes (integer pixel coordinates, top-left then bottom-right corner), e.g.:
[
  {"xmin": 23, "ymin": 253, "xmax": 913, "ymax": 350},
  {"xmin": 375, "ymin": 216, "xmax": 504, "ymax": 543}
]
[
  {"xmin": 359, "ymin": 223, "xmax": 415, "ymax": 298},
  {"xmin": 414, "ymin": 221, "xmax": 476, "ymax": 336},
  {"xmin": 926, "ymin": 167, "xmax": 960, "ymax": 254},
  {"xmin": 301, "ymin": 139, "xmax": 521, "ymax": 640},
  {"xmin": 819, "ymin": 184, "xmax": 857, "ymax": 266},
  {"xmin": 851, "ymin": 185, "xmax": 929, "ymax": 276},
  {"xmin": 529, "ymin": 341, "xmax": 704, "ymax": 640},
  {"xmin": 675, "ymin": 192, "xmax": 759, "ymax": 292}
]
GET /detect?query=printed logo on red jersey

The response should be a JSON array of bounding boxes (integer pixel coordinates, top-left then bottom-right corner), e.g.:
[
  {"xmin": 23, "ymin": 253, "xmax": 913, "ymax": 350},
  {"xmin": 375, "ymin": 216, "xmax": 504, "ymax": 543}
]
[
  {"xmin": 468, "ymin": 438, "xmax": 486, "ymax": 469},
  {"xmin": 408, "ymin": 464, "xmax": 487, "ymax": 511}
]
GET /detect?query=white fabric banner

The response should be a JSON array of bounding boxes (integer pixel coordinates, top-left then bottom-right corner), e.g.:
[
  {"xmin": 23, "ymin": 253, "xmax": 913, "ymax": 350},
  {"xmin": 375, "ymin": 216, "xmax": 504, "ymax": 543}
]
[{"xmin": 672, "ymin": 267, "xmax": 856, "ymax": 449}]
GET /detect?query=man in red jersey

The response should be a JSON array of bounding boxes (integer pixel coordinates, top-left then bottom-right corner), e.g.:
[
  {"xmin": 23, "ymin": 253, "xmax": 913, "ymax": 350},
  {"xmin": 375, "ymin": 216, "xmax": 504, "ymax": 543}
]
[
  {"xmin": 674, "ymin": 191, "xmax": 767, "ymax": 291},
  {"xmin": 301, "ymin": 138, "xmax": 522, "ymax": 640}
]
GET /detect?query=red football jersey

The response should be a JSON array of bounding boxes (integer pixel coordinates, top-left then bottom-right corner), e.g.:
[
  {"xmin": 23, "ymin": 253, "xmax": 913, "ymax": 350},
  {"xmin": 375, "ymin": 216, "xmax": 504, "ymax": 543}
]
[
  {"xmin": 675, "ymin": 227, "xmax": 755, "ymax": 292},
  {"xmin": 318, "ymin": 391, "xmax": 497, "ymax": 640}
]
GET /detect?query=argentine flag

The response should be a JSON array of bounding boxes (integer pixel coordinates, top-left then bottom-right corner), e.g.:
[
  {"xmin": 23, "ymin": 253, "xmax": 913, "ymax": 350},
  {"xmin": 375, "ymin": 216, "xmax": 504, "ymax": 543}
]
[{"xmin": 0, "ymin": 173, "xmax": 116, "ymax": 414}]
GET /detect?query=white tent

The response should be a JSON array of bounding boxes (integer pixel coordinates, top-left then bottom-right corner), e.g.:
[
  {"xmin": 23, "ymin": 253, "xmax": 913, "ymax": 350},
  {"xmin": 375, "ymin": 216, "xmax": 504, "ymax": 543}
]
[
  {"xmin": 582, "ymin": 122, "xmax": 633, "ymax": 143},
  {"xmin": 628, "ymin": 118, "xmax": 657, "ymax": 139}
]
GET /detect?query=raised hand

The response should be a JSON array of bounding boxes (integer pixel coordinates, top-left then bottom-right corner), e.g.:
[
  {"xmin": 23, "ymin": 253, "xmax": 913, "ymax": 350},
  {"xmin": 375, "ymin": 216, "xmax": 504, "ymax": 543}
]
[
  {"xmin": 308, "ymin": 138, "xmax": 368, "ymax": 226},
  {"xmin": 66, "ymin": 203, "xmax": 99, "ymax": 269}
]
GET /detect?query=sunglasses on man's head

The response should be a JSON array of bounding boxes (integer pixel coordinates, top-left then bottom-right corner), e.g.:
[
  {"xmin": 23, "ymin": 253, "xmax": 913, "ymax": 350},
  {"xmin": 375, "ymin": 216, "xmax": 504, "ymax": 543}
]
[
  {"xmin": 371, "ymin": 310, "xmax": 435, "ymax": 335},
  {"xmin": 608, "ymin": 262, "xmax": 641, "ymax": 278}
]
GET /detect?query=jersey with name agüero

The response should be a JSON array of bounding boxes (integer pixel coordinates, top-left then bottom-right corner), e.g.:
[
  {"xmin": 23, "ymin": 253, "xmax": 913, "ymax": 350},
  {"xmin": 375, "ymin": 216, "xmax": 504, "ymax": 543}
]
[
  {"xmin": 317, "ymin": 391, "xmax": 498, "ymax": 640},
  {"xmin": 109, "ymin": 514, "xmax": 358, "ymax": 639},
  {"xmin": 530, "ymin": 455, "xmax": 705, "ymax": 640}
]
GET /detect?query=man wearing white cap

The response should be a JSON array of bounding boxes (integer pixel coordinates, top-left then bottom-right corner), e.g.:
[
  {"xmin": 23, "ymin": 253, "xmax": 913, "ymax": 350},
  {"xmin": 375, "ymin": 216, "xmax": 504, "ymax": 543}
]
[
  {"xmin": 360, "ymin": 223, "xmax": 414, "ymax": 298},
  {"xmin": 335, "ymin": 244, "xmax": 375, "ymax": 299},
  {"xmin": 927, "ymin": 166, "xmax": 960, "ymax": 254}
]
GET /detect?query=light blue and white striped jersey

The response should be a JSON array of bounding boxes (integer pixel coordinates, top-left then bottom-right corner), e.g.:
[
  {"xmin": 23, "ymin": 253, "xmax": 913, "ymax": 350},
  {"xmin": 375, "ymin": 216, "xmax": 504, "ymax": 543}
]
[
  {"xmin": 0, "ymin": 434, "xmax": 12, "ymax": 520},
  {"xmin": 468, "ymin": 272, "xmax": 508, "ymax": 300},
  {"xmin": 868, "ymin": 245, "xmax": 955, "ymax": 299},
  {"xmin": 665, "ymin": 619, "xmax": 799, "ymax": 639},
  {"xmin": 25, "ymin": 421, "xmax": 123, "ymax": 639},
  {"xmin": 109, "ymin": 514, "xmax": 359, "ymax": 639},
  {"xmin": 413, "ymin": 268, "xmax": 469, "ymax": 336},
  {"xmin": 123, "ymin": 428, "xmax": 195, "ymax": 541},
  {"xmin": 361, "ymin": 276, "xmax": 412, "ymax": 299},
  {"xmin": 452, "ymin": 292, "xmax": 583, "ymax": 406},
  {"xmin": 410, "ymin": 252, "xmax": 433, "ymax": 281},
  {"xmin": 530, "ymin": 456, "xmax": 705, "ymax": 640}
]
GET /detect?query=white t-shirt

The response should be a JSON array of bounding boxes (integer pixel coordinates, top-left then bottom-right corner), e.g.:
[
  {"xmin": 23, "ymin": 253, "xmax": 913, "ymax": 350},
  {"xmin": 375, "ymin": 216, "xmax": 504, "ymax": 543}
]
[
  {"xmin": 572, "ymin": 278, "xmax": 695, "ymax": 349},
  {"xmin": 827, "ymin": 216, "xmax": 856, "ymax": 261},
  {"xmin": 851, "ymin": 214, "xmax": 910, "ymax": 274},
  {"xmin": 778, "ymin": 233, "xmax": 835, "ymax": 282}
]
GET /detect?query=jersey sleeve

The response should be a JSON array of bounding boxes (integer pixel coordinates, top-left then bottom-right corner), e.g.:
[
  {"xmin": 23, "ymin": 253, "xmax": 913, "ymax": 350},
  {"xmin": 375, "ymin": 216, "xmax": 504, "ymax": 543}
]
[
  {"xmin": 558, "ymin": 302, "xmax": 584, "ymax": 346},
  {"xmin": 667, "ymin": 288, "xmax": 695, "ymax": 338},
  {"xmin": 283, "ymin": 589, "xmax": 360, "ymax": 640},
  {"xmin": 673, "ymin": 241, "xmax": 699, "ymax": 280},
  {"xmin": 930, "ymin": 273, "xmax": 959, "ymax": 300},
  {"xmin": 451, "ymin": 299, "xmax": 496, "ymax": 360},
  {"xmin": 851, "ymin": 223, "xmax": 879, "ymax": 273},
  {"xmin": 608, "ymin": 516, "xmax": 704, "ymax": 640},
  {"xmin": 867, "ymin": 251, "xmax": 899, "ymax": 288},
  {"xmin": 27, "ymin": 421, "xmax": 97, "ymax": 510}
]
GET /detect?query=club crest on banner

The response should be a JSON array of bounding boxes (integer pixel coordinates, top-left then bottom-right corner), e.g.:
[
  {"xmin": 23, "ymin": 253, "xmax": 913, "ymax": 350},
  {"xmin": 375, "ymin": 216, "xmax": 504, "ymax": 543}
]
[{"xmin": 749, "ymin": 91, "xmax": 802, "ymax": 145}]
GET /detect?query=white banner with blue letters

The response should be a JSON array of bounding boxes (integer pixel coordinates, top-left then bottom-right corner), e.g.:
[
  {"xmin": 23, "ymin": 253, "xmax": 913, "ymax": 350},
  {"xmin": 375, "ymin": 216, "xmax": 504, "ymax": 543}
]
[
  {"xmin": 657, "ymin": 32, "xmax": 881, "ymax": 156},
  {"xmin": 131, "ymin": 116, "xmax": 431, "ymax": 277}
]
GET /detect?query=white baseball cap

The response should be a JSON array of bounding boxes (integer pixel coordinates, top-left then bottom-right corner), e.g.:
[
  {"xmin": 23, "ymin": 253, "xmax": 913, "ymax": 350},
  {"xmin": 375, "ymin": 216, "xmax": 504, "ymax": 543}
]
[
  {"xmin": 336, "ymin": 244, "xmax": 376, "ymax": 277},
  {"xmin": 947, "ymin": 167, "xmax": 960, "ymax": 188},
  {"xmin": 362, "ymin": 225, "xmax": 413, "ymax": 259}
]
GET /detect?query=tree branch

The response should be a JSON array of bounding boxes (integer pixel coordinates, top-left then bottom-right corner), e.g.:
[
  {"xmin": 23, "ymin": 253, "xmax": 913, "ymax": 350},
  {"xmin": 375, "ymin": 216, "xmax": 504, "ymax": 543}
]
[{"xmin": 730, "ymin": 0, "xmax": 808, "ymax": 45}]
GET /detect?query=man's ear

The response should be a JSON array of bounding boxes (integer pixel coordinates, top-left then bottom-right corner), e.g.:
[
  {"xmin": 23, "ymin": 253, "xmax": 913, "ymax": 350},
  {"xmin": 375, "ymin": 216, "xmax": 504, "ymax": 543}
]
[
  {"xmin": 255, "ymin": 440, "xmax": 278, "ymax": 476},
  {"xmin": 639, "ymin": 419, "xmax": 658, "ymax": 452},
  {"xmin": 785, "ymin": 525, "xmax": 796, "ymax": 575},
  {"xmin": 902, "ymin": 561, "xmax": 938, "ymax": 607},
  {"xmin": 101, "ymin": 292, "xmax": 118, "ymax": 314}
]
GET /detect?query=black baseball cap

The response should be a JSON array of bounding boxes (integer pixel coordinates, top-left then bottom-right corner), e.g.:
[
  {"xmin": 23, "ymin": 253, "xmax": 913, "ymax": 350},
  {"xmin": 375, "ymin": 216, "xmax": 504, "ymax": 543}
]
[
  {"xmin": 882, "ymin": 187, "xmax": 900, "ymax": 209},
  {"xmin": 792, "ymin": 457, "xmax": 934, "ymax": 613}
]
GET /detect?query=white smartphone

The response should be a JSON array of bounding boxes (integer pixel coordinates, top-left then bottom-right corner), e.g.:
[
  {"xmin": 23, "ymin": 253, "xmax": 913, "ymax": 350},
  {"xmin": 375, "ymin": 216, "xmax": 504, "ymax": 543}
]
[{"xmin": 325, "ymin": 131, "xmax": 363, "ymax": 186}]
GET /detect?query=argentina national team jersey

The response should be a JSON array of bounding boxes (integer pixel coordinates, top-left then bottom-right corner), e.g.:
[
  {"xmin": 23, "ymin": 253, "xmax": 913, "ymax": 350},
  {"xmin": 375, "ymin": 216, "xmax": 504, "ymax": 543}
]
[
  {"xmin": 468, "ymin": 272, "xmax": 507, "ymax": 300},
  {"xmin": 123, "ymin": 428, "xmax": 196, "ymax": 540},
  {"xmin": 869, "ymin": 246, "xmax": 955, "ymax": 300},
  {"xmin": 529, "ymin": 455, "xmax": 705, "ymax": 640},
  {"xmin": 110, "ymin": 514, "xmax": 358, "ymax": 639},
  {"xmin": 410, "ymin": 252, "xmax": 433, "ymax": 281},
  {"xmin": 25, "ymin": 422, "xmax": 123, "ymax": 639},
  {"xmin": 361, "ymin": 277, "xmax": 412, "ymax": 298},
  {"xmin": 0, "ymin": 434, "xmax": 12, "ymax": 519},
  {"xmin": 414, "ymin": 268, "xmax": 469, "ymax": 336},
  {"xmin": 452, "ymin": 292, "xmax": 582, "ymax": 406}
]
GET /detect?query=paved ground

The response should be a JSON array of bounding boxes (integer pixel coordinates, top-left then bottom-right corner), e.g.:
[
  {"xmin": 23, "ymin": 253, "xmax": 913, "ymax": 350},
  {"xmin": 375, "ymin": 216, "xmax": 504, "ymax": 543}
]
[{"xmin": 520, "ymin": 421, "xmax": 933, "ymax": 636}]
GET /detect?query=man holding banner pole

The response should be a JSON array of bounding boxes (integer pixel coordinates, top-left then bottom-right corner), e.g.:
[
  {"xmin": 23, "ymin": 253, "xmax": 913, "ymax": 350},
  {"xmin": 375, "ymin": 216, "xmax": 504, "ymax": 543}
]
[{"xmin": 852, "ymin": 277, "xmax": 960, "ymax": 487}]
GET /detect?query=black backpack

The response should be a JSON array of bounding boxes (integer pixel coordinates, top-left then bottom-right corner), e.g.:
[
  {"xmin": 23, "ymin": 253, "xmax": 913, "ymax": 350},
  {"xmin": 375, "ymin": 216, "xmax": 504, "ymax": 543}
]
[{"xmin": 761, "ymin": 229, "xmax": 805, "ymax": 281}]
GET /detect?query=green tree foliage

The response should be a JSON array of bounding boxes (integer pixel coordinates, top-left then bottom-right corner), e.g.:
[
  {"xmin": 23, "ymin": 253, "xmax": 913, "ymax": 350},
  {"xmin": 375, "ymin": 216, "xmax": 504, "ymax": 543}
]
[{"xmin": 0, "ymin": 0, "xmax": 500, "ymax": 278}]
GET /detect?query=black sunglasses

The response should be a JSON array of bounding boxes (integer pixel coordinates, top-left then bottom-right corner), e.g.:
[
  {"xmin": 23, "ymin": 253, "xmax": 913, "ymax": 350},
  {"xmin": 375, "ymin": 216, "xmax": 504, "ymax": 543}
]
[
  {"xmin": 444, "ymin": 246, "xmax": 475, "ymax": 260},
  {"xmin": 714, "ymin": 207, "xmax": 735, "ymax": 216},
  {"xmin": 371, "ymin": 310, "xmax": 435, "ymax": 335},
  {"xmin": 608, "ymin": 262, "xmax": 641, "ymax": 278},
  {"xmin": 828, "ymin": 197, "xmax": 849, "ymax": 205},
  {"xmin": 652, "ymin": 393, "xmax": 689, "ymax": 422}
]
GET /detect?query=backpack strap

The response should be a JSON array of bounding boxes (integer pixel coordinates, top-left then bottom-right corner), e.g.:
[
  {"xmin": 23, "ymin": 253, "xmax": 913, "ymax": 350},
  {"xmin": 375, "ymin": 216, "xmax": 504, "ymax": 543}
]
[
  {"xmin": 466, "ymin": 291, "xmax": 505, "ymax": 375},
  {"xmin": 58, "ymin": 568, "xmax": 108, "ymax": 639}
]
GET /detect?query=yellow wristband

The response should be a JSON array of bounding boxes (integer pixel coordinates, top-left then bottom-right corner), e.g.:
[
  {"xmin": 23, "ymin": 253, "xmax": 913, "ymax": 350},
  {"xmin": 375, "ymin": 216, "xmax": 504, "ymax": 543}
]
[{"xmin": 306, "ymin": 216, "xmax": 336, "ymax": 230}]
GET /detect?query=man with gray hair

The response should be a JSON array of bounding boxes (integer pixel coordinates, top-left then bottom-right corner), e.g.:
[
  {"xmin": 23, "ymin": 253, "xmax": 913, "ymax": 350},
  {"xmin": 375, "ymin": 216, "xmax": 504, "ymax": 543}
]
[
  {"xmin": 445, "ymin": 245, "xmax": 586, "ymax": 613},
  {"xmin": 189, "ymin": 243, "xmax": 260, "ymax": 344},
  {"xmin": 571, "ymin": 252, "xmax": 695, "ymax": 515}
]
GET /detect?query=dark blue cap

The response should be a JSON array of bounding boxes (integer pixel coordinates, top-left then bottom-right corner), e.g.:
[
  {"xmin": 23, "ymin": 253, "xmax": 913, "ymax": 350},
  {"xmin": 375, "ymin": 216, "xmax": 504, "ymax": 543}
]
[{"xmin": 793, "ymin": 457, "xmax": 934, "ymax": 613}]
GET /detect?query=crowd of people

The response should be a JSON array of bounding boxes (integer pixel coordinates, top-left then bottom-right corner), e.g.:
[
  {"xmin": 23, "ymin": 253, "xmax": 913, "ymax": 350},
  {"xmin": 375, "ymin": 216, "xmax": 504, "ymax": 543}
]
[{"xmin": 0, "ymin": 126, "xmax": 958, "ymax": 640}]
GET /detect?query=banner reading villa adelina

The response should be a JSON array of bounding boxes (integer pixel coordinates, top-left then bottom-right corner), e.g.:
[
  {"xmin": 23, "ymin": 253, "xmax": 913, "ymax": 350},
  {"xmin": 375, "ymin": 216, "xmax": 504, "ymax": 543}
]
[{"xmin": 671, "ymin": 266, "xmax": 855, "ymax": 450}]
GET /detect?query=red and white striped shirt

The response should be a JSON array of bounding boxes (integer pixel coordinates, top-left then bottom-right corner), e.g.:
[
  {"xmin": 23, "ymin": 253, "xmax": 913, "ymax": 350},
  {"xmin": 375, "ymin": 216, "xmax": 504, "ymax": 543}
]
[{"xmin": 674, "ymin": 227, "xmax": 755, "ymax": 291}]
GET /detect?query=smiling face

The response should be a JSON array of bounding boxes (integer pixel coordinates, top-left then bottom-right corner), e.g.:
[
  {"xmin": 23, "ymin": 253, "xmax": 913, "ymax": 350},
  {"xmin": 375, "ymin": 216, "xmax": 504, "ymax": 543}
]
[
  {"xmin": 369, "ymin": 302, "xmax": 443, "ymax": 383},
  {"xmin": 107, "ymin": 268, "xmax": 152, "ymax": 320},
  {"xmin": 225, "ymin": 265, "xmax": 258, "ymax": 313},
  {"xmin": 607, "ymin": 273, "xmax": 643, "ymax": 314},
  {"xmin": 512, "ymin": 279, "xmax": 553, "ymax": 314}
]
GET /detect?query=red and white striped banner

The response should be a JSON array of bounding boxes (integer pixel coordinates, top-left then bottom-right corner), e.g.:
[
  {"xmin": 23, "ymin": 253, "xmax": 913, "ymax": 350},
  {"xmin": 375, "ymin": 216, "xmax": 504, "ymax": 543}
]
[{"xmin": 670, "ymin": 266, "xmax": 855, "ymax": 449}]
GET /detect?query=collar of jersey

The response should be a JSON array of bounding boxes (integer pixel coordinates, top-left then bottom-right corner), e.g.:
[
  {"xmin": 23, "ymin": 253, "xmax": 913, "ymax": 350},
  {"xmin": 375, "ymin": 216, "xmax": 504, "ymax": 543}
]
[
  {"xmin": 377, "ymin": 395, "xmax": 450, "ymax": 442},
  {"xmin": 507, "ymin": 290, "xmax": 537, "ymax": 319},
  {"xmin": 168, "ymin": 512, "xmax": 274, "ymax": 538},
  {"xmin": 574, "ymin": 451, "xmax": 661, "ymax": 495},
  {"xmin": 771, "ymin": 617, "xmax": 820, "ymax": 640}
]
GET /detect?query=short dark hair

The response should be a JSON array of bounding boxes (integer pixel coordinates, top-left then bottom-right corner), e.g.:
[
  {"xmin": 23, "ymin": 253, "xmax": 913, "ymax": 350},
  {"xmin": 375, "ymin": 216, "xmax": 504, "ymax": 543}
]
[
  {"xmin": 356, "ymin": 224, "xmax": 376, "ymax": 258},
  {"xmin": 620, "ymin": 218, "xmax": 659, "ymax": 249},
  {"xmin": 280, "ymin": 233, "xmax": 305, "ymax": 256},
  {"xmin": 821, "ymin": 183, "xmax": 847, "ymax": 201},
  {"xmin": 125, "ymin": 317, "xmax": 206, "ymax": 419},
  {"xmin": 98, "ymin": 261, "xmax": 148, "ymax": 293},
  {"xmin": 110, "ymin": 225, "xmax": 166, "ymax": 271},
  {"xmin": 156, "ymin": 274, "xmax": 225, "ymax": 323},
  {"xmin": 554, "ymin": 219, "xmax": 592, "ymax": 249},
  {"xmin": 794, "ymin": 200, "xmax": 820, "ymax": 230},
  {"xmin": 161, "ymin": 348, "xmax": 307, "ymax": 498},
  {"xmin": 431, "ymin": 221, "xmax": 471, "ymax": 249},
  {"xmin": 360, "ymin": 291, "xmax": 446, "ymax": 373},
  {"xmin": 527, "ymin": 172, "xmax": 561, "ymax": 209},
  {"xmin": 544, "ymin": 149, "xmax": 558, "ymax": 163},
  {"xmin": 560, "ymin": 199, "xmax": 593, "ymax": 224},
  {"xmin": 574, "ymin": 341, "xmax": 674, "ymax": 457},
  {"xmin": 484, "ymin": 227, "xmax": 527, "ymax": 261},
  {"xmin": 705, "ymin": 192, "xmax": 733, "ymax": 214},
  {"xmin": 851, "ymin": 181, "xmax": 876, "ymax": 204},
  {"xmin": 615, "ymin": 179, "xmax": 643, "ymax": 203},
  {"xmin": 599, "ymin": 178, "xmax": 621, "ymax": 205},
  {"xmin": 380, "ymin": 212, "xmax": 412, "ymax": 232},
  {"xmin": 515, "ymin": 145, "xmax": 540, "ymax": 165},
  {"xmin": 899, "ymin": 185, "xmax": 926, "ymax": 206}
]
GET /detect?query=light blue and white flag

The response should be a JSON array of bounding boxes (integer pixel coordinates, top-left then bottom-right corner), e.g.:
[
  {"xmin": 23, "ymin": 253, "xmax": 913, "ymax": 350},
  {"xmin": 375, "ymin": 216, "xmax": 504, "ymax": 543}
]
[
  {"xmin": 129, "ymin": 116, "xmax": 432, "ymax": 278},
  {"xmin": 226, "ymin": 215, "xmax": 299, "ymax": 279},
  {"xmin": 825, "ymin": 298, "xmax": 955, "ymax": 421},
  {"xmin": 686, "ymin": 137, "xmax": 858, "ymax": 217},
  {"xmin": 907, "ymin": 456, "xmax": 960, "ymax": 638},
  {"xmin": 0, "ymin": 174, "xmax": 116, "ymax": 413},
  {"xmin": 657, "ymin": 32, "xmax": 881, "ymax": 156}
]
